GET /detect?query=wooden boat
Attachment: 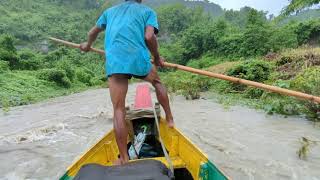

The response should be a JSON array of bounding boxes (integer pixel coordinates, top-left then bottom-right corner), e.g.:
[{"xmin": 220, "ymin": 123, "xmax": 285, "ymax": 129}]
[{"xmin": 60, "ymin": 84, "xmax": 229, "ymax": 180}]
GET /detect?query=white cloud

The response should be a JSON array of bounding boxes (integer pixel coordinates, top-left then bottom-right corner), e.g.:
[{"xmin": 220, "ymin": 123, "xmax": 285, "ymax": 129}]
[{"xmin": 210, "ymin": 0, "xmax": 289, "ymax": 15}]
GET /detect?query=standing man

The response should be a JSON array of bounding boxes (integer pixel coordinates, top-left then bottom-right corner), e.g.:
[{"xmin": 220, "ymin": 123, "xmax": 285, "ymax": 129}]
[{"xmin": 80, "ymin": 0, "xmax": 174, "ymax": 165}]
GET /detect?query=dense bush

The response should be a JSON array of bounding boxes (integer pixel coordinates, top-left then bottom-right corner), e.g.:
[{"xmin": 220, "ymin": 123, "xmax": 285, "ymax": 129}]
[
  {"xmin": 160, "ymin": 43, "xmax": 185, "ymax": 65},
  {"xmin": 260, "ymin": 94, "xmax": 302, "ymax": 115},
  {"xmin": 18, "ymin": 50, "xmax": 43, "ymax": 71},
  {"xmin": 0, "ymin": 35, "xmax": 20, "ymax": 69},
  {"xmin": 227, "ymin": 60, "xmax": 273, "ymax": 92},
  {"xmin": 291, "ymin": 67, "xmax": 320, "ymax": 120},
  {"xmin": 0, "ymin": 61, "xmax": 10, "ymax": 73},
  {"xmin": 44, "ymin": 47, "xmax": 70, "ymax": 62},
  {"xmin": 0, "ymin": 49, "xmax": 20, "ymax": 69},
  {"xmin": 75, "ymin": 68, "xmax": 94, "ymax": 86},
  {"xmin": 269, "ymin": 27, "xmax": 299, "ymax": 52},
  {"xmin": 179, "ymin": 23, "xmax": 217, "ymax": 62},
  {"xmin": 244, "ymin": 87, "xmax": 265, "ymax": 99},
  {"xmin": 186, "ymin": 54, "xmax": 223, "ymax": 69},
  {"xmin": 162, "ymin": 71, "xmax": 213, "ymax": 99},
  {"xmin": 291, "ymin": 67, "xmax": 320, "ymax": 95},
  {"xmin": 228, "ymin": 60, "xmax": 273, "ymax": 82},
  {"xmin": 38, "ymin": 69, "xmax": 71, "ymax": 88},
  {"xmin": 18, "ymin": 49, "xmax": 36, "ymax": 60},
  {"xmin": 177, "ymin": 20, "xmax": 229, "ymax": 62},
  {"xmin": 55, "ymin": 59, "xmax": 76, "ymax": 81},
  {"xmin": 293, "ymin": 20, "xmax": 320, "ymax": 45},
  {"xmin": 89, "ymin": 76, "xmax": 104, "ymax": 86},
  {"xmin": 19, "ymin": 58, "xmax": 43, "ymax": 70},
  {"xmin": 240, "ymin": 25, "xmax": 272, "ymax": 57},
  {"xmin": 217, "ymin": 33, "xmax": 243, "ymax": 58},
  {"xmin": 0, "ymin": 34, "xmax": 16, "ymax": 52}
]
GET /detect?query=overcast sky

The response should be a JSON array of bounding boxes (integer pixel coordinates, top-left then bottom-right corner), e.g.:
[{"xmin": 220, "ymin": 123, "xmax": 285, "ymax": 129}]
[{"xmin": 210, "ymin": 0, "xmax": 290, "ymax": 15}]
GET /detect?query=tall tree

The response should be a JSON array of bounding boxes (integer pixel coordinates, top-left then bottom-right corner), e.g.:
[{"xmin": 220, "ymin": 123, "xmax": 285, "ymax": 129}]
[
  {"xmin": 240, "ymin": 9, "xmax": 271, "ymax": 56},
  {"xmin": 283, "ymin": 0, "xmax": 320, "ymax": 15}
]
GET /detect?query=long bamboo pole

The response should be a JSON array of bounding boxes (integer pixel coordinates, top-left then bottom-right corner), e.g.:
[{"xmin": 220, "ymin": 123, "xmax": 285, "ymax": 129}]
[{"xmin": 49, "ymin": 37, "xmax": 320, "ymax": 104}]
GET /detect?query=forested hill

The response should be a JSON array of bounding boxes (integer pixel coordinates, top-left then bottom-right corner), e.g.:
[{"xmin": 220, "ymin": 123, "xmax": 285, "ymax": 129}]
[
  {"xmin": 0, "ymin": 0, "xmax": 319, "ymax": 48},
  {"xmin": 43, "ymin": 0, "xmax": 223, "ymax": 13},
  {"xmin": 0, "ymin": 0, "xmax": 222, "ymax": 47},
  {"xmin": 138, "ymin": 0, "xmax": 223, "ymax": 16},
  {"xmin": 0, "ymin": 0, "xmax": 95, "ymax": 48},
  {"xmin": 65, "ymin": 0, "xmax": 224, "ymax": 16}
]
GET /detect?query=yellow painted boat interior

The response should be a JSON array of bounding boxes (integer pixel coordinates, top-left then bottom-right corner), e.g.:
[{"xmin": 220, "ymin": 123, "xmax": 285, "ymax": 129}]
[{"xmin": 61, "ymin": 118, "xmax": 229, "ymax": 180}]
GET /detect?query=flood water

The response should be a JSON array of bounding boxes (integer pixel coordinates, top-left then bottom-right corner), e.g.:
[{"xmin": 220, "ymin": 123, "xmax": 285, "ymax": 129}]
[{"xmin": 0, "ymin": 83, "xmax": 319, "ymax": 180}]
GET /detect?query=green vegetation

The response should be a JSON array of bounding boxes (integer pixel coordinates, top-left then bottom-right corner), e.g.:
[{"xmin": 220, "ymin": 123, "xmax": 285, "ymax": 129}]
[
  {"xmin": 157, "ymin": 3, "xmax": 320, "ymax": 121},
  {"xmin": 162, "ymin": 47, "xmax": 320, "ymax": 121},
  {"xmin": 298, "ymin": 137, "xmax": 319, "ymax": 160},
  {"xmin": 1, "ymin": 0, "xmax": 320, "ymax": 121},
  {"xmin": 0, "ymin": 0, "xmax": 98, "ymax": 47},
  {"xmin": 0, "ymin": 34, "xmax": 106, "ymax": 108},
  {"xmin": 283, "ymin": 0, "xmax": 320, "ymax": 15}
]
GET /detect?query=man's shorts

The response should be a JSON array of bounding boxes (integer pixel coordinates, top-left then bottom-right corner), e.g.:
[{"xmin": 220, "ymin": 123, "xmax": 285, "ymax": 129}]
[{"xmin": 108, "ymin": 74, "xmax": 148, "ymax": 80}]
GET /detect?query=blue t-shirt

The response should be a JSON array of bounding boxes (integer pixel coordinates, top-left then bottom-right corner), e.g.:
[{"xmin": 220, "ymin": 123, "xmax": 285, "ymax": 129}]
[{"xmin": 96, "ymin": 0, "xmax": 159, "ymax": 77}]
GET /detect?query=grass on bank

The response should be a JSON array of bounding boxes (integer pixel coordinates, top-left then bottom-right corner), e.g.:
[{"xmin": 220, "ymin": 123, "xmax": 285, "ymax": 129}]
[{"xmin": 0, "ymin": 71, "xmax": 107, "ymax": 110}]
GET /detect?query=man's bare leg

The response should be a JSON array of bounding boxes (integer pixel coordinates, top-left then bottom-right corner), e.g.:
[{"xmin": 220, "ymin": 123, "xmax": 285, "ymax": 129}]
[
  {"xmin": 144, "ymin": 66, "xmax": 174, "ymax": 128},
  {"xmin": 109, "ymin": 75, "xmax": 129, "ymax": 165}
]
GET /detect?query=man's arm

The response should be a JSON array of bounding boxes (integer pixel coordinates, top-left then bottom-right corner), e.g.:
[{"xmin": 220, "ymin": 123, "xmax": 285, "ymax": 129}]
[
  {"xmin": 145, "ymin": 26, "xmax": 165, "ymax": 67},
  {"xmin": 80, "ymin": 26, "xmax": 104, "ymax": 52}
]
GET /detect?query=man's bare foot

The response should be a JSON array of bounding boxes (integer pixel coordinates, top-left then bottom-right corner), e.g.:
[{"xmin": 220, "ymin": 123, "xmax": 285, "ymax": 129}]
[
  {"xmin": 113, "ymin": 157, "xmax": 129, "ymax": 166},
  {"xmin": 113, "ymin": 158, "xmax": 122, "ymax": 166},
  {"xmin": 166, "ymin": 116, "xmax": 175, "ymax": 128}
]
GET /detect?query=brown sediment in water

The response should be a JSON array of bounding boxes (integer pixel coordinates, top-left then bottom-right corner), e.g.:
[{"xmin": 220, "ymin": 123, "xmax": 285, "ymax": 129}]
[{"xmin": 0, "ymin": 83, "xmax": 319, "ymax": 179}]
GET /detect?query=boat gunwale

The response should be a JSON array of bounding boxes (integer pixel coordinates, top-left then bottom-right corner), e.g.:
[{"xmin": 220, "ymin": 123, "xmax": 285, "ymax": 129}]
[{"xmin": 159, "ymin": 118, "xmax": 231, "ymax": 180}]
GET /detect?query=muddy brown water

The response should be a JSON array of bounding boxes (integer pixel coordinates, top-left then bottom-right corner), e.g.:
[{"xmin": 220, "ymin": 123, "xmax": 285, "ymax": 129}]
[{"xmin": 0, "ymin": 84, "xmax": 319, "ymax": 180}]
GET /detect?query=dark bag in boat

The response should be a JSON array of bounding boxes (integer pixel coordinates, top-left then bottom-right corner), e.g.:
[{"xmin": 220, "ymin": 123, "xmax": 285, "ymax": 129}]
[{"xmin": 73, "ymin": 160, "xmax": 173, "ymax": 180}]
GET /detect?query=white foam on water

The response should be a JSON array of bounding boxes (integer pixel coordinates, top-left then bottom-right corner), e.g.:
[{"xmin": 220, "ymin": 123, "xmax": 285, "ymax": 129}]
[
  {"xmin": 0, "ymin": 123, "xmax": 68, "ymax": 145},
  {"xmin": 3, "ymin": 172, "xmax": 26, "ymax": 180}
]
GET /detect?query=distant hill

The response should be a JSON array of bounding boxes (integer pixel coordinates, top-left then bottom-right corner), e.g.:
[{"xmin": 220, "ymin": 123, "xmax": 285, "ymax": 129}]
[
  {"xmin": 0, "ymin": 0, "xmax": 94, "ymax": 47},
  {"xmin": 282, "ymin": 9, "xmax": 320, "ymax": 23},
  {"xmin": 103, "ymin": 0, "xmax": 223, "ymax": 16},
  {"xmin": 2, "ymin": 0, "xmax": 317, "ymax": 48},
  {"xmin": 0, "ymin": 0, "xmax": 223, "ymax": 46},
  {"xmin": 144, "ymin": 0, "xmax": 223, "ymax": 17}
]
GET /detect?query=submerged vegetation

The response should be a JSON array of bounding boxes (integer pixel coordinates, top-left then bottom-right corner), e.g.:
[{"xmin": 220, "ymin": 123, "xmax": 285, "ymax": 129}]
[
  {"xmin": 298, "ymin": 137, "xmax": 320, "ymax": 160},
  {"xmin": 0, "ymin": 0, "xmax": 319, "ymax": 120}
]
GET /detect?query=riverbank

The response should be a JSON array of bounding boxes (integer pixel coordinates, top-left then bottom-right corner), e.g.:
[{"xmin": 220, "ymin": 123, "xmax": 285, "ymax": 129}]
[
  {"xmin": 161, "ymin": 47, "xmax": 320, "ymax": 121},
  {"xmin": 0, "ymin": 84, "xmax": 319, "ymax": 179}
]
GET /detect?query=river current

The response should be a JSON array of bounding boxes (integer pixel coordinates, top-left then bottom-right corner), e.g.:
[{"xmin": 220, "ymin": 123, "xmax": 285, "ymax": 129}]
[{"xmin": 0, "ymin": 84, "xmax": 319, "ymax": 180}]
